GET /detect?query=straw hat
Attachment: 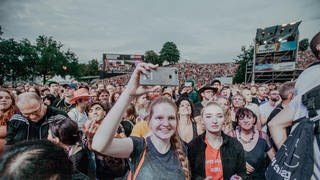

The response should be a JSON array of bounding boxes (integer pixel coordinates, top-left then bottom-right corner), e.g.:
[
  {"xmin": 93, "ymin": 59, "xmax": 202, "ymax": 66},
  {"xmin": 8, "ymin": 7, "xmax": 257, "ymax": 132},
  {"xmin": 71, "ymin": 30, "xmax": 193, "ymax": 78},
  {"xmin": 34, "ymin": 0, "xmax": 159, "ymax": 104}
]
[{"xmin": 69, "ymin": 88, "xmax": 92, "ymax": 104}]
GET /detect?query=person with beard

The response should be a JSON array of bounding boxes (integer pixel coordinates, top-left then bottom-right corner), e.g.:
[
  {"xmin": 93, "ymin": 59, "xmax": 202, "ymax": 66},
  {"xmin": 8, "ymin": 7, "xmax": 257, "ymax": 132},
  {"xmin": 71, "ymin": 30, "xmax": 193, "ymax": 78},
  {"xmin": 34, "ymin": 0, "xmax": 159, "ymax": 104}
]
[
  {"xmin": 259, "ymin": 89, "xmax": 280, "ymax": 132},
  {"xmin": 252, "ymin": 85, "xmax": 269, "ymax": 105}
]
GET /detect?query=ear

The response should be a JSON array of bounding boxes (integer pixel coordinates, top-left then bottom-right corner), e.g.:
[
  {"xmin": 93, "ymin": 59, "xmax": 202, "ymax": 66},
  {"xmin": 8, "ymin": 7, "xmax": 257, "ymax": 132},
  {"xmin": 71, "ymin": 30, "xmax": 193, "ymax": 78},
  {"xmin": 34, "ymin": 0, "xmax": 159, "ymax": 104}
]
[
  {"xmin": 51, "ymin": 136, "xmax": 60, "ymax": 145},
  {"xmin": 287, "ymin": 92, "xmax": 294, "ymax": 100}
]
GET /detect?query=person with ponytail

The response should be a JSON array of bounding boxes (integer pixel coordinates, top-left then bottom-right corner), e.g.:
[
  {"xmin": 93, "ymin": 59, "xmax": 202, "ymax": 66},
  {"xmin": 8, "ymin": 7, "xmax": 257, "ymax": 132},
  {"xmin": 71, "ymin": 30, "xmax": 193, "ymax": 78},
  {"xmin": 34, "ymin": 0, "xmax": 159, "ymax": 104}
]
[
  {"xmin": 188, "ymin": 102, "xmax": 248, "ymax": 180},
  {"xmin": 92, "ymin": 63, "xmax": 190, "ymax": 180},
  {"xmin": 47, "ymin": 114, "xmax": 90, "ymax": 178}
]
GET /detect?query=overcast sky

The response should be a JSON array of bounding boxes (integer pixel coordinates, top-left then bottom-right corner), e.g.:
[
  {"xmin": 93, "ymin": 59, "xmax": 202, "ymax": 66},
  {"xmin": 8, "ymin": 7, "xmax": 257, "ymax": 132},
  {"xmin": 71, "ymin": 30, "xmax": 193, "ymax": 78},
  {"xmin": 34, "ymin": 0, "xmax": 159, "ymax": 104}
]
[{"xmin": 1, "ymin": 0, "xmax": 319, "ymax": 64}]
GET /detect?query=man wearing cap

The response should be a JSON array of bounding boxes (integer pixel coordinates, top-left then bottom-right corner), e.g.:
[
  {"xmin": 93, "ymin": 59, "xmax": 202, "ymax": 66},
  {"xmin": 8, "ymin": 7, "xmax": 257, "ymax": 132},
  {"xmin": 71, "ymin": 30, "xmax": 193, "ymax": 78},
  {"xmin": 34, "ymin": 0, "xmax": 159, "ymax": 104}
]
[
  {"xmin": 54, "ymin": 83, "xmax": 77, "ymax": 112},
  {"xmin": 194, "ymin": 84, "xmax": 217, "ymax": 117},
  {"xmin": 6, "ymin": 92, "xmax": 67, "ymax": 145},
  {"xmin": 67, "ymin": 88, "xmax": 91, "ymax": 131}
]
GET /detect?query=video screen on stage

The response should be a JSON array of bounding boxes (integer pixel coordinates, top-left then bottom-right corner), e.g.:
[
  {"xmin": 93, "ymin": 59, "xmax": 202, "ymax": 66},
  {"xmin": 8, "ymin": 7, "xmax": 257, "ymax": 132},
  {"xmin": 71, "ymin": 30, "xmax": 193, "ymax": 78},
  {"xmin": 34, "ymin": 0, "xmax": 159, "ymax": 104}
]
[
  {"xmin": 254, "ymin": 21, "xmax": 300, "ymax": 72},
  {"xmin": 102, "ymin": 53, "xmax": 144, "ymax": 73}
]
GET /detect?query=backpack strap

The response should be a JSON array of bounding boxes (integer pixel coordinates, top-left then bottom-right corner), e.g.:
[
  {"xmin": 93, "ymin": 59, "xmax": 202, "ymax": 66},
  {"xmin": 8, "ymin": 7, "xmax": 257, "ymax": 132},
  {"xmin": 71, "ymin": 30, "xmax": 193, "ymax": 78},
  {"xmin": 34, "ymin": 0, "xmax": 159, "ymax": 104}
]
[
  {"xmin": 302, "ymin": 84, "xmax": 320, "ymax": 118},
  {"xmin": 127, "ymin": 138, "xmax": 147, "ymax": 180}
]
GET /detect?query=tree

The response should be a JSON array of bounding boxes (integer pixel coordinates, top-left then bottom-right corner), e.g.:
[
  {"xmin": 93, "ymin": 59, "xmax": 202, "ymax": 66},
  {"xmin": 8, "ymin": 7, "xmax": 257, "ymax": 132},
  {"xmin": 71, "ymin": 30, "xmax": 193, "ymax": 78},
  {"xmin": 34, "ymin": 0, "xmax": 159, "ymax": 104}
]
[
  {"xmin": 19, "ymin": 39, "xmax": 38, "ymax": 80},
  {"xmin": 144, "ymin": 50, "xmax": 161, "ymax": 65},
  {"xmin": 0, "ymin": 26, "xmax": 3, "ymax": 37},
  {"xmin": 299, "ymin": 38, "xmax": 309, "ymax": 51},
  {"xmin": 34, "ymin": 36, "xmax": 79, "ymax": 84},
  {"xmin": 159, "ymin": 42, "xmax": 180, "ymax": 65},
  {"xmin": 84, "ymin": 59, "xmax": 99, "ymax": 76},
  {"xmin": 0, "ymin": 38, "xmax": 22, "ymax": 85},
  {"xmin": 233, "ymin": 45, "xmax": 254, "ymax": 84}
]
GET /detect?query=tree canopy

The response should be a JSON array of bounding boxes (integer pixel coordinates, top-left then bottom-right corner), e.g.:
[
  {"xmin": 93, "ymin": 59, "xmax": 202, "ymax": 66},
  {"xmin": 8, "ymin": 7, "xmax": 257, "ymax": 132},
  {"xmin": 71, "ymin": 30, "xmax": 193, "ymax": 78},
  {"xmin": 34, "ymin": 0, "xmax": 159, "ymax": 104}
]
[
  {"xmin": 159, "ymin": 42, "xmax": 180, "ymax": 65},
  {"xmin": 144, "ymin": 50, "xmax": 161, "ymax": 65},
  {"xmin": 299, "ymin": 38, "xmax": 309, "ymax": 51},
  {"xmin": 0, "ymin": 35, "xmax": 86, "ymax": 85},
  {"xmin": 233, "ymin": 46, "xmax": 254, "ymax": 84}
]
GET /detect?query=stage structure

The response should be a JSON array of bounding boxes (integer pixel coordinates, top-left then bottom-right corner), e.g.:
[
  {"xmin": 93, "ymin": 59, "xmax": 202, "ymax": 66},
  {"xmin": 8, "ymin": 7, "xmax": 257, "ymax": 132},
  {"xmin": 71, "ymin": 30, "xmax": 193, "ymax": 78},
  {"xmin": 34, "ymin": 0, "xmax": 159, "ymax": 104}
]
[
  {"xmin": 246, "ymin": 21, "xmax": 302, "ymax": 83},
  {"xmin": 100, "ymin": 53, "xmax": 144, "ymax": 79}
]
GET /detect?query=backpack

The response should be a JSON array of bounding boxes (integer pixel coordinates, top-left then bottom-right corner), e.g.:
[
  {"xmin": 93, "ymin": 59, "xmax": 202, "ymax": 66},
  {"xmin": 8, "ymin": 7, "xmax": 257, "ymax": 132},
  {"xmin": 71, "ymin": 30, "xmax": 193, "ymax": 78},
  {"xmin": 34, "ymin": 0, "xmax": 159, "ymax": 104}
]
[{"xmin": 265, "ymin": 84, "xmax": 320, "ymax": 180}]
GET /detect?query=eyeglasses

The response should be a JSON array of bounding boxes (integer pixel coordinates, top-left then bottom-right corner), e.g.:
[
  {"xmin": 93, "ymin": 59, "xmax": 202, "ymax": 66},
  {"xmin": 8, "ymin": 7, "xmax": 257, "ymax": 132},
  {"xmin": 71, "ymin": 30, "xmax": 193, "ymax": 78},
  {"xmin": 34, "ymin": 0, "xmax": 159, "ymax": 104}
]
[{"xmin": 21, "ymin": 103, "xmax": 42, "ymax": 117}]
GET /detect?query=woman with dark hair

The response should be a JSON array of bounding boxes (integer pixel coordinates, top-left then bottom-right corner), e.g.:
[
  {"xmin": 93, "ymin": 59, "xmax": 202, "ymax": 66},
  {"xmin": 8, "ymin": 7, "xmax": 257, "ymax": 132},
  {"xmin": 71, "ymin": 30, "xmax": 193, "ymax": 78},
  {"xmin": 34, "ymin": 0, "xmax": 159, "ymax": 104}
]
[
  {"xmin": 232, "ymin": 107, "xmax": 275, "ymax": 179},
  {"xmin": 110, "ymin": 91, "xmax": 121, "ymax": 106},
  {"xmin": 121, "ymin": 103, "xmax": 137, "ymax": 137},
  {"xmin": 43, "ymin": 94, "xmax": 56, "ymax": 106},
  {"xmin": 0, "ymin": 140, "xmax": 74, "ymax": 179},
  {"xmin": 0, "ymin": 88, "xmax": 17, "ymax": 155},
  {"xmin": 84, "ymin": 102, "xmax": 128, "ymax": 179},
  {"xmin": 176, "ymin": 96, "xmax": 203, "ymax": 143},
  {"xmin": 47, "ymin": 115, "xmax": 90, "ymax": 176}
]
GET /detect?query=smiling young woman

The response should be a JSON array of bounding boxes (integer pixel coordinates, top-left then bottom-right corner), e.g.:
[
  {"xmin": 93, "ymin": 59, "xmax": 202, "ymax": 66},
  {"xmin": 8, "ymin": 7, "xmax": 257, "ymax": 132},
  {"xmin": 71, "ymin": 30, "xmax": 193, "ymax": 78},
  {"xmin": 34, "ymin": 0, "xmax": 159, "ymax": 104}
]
[{"xmin": 92, "ymin": 63, "xmax": 190, "ymax": 180}]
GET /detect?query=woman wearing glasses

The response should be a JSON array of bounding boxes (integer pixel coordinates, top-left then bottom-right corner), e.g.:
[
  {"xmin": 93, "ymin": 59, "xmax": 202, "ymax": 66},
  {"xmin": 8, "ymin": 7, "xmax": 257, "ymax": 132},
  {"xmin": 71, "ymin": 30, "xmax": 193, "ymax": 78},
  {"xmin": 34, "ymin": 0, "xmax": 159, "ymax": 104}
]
[{"xmin": 232, "ymin": 107, "xmax": 275, "ymax": 179}]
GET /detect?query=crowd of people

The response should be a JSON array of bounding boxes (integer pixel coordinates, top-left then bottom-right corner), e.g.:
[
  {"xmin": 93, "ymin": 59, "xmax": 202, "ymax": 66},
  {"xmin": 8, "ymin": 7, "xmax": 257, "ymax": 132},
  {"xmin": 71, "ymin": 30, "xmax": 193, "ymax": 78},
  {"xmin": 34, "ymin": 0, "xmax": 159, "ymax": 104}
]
[
  {"xmin": 0, "ymin": 32, "xmax": 319, "ymax": 180},
  {"xmin": 296, "ymin": 50, "xmax": 318, "ymax": 69}
]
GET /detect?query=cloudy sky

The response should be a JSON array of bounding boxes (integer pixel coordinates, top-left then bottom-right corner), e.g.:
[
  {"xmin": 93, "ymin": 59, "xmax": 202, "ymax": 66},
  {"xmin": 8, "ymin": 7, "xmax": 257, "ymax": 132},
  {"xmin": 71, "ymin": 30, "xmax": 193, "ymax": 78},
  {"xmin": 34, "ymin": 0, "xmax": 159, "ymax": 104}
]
[{"xmin": 1, "ymin": 0, "xmax": 319, "ymax": 64}]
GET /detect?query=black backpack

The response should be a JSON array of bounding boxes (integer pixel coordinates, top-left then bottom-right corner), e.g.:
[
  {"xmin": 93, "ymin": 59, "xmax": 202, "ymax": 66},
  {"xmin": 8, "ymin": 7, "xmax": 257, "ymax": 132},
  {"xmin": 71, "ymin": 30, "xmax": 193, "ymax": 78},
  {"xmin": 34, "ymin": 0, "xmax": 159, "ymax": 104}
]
[{"xmin": 265, "ymin": 84, "xmax": 320, "ymax": 180}]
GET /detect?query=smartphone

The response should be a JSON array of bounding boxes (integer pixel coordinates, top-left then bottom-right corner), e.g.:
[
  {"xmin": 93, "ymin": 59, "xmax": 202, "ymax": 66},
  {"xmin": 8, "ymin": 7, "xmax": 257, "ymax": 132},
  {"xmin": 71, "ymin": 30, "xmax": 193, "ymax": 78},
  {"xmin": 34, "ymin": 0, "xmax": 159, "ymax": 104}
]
[{"xmin": 139, "ymin": 67, "xmax": 179, "ymax": 86}]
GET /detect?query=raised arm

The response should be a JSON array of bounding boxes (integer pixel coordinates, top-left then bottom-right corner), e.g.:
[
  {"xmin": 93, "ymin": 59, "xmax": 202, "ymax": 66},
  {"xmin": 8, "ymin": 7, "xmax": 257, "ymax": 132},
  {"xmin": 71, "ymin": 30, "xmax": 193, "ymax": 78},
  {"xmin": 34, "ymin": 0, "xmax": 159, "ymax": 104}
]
[
  {"xmin": 268, "ymin": 107, "xmax": 294, "ymax": 149},
  {"xmin": 92, "ymin": 63, "xmax": 158, "ymax": 158}
]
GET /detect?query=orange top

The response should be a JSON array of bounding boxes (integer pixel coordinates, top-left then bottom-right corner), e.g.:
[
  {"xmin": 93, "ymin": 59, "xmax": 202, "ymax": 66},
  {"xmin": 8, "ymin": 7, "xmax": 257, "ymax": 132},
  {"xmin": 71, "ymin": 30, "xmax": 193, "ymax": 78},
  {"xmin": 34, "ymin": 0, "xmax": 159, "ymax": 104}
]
[
  {"xmin": 130, "ymin": 121, "xmax": 150, "ymax": 137},
  {"xmin": 205, "ymin": 138, "xmax": 223, "ymax": 180}
]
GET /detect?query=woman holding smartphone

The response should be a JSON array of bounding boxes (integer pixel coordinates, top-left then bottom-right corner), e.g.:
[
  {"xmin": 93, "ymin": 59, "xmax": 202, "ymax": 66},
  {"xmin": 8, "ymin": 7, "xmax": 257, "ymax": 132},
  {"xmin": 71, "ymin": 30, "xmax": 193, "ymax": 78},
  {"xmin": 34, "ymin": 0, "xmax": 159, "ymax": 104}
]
[{"xmin": 92, "ymin": 63, "xmax": 190, "ymax": 180}]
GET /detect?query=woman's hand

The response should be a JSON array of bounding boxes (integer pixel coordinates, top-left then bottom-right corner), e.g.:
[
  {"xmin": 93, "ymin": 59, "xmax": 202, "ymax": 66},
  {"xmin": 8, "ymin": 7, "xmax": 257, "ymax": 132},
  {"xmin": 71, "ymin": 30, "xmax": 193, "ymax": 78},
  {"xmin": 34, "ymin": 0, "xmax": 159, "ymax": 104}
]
[
  {"xmin": 230, "ymin": 174, "xmax": 242, "ymax": 180},
  {"xmin": 125, "ymin": 63, "xmax": 160, "ymax": 97},
  {"xmin": 83, "ymin": 120, "xmax": 99, "ymax": 150},
  {"xmin": 245, "ymin": 162, "xmax": 255, "ymax": 174}
]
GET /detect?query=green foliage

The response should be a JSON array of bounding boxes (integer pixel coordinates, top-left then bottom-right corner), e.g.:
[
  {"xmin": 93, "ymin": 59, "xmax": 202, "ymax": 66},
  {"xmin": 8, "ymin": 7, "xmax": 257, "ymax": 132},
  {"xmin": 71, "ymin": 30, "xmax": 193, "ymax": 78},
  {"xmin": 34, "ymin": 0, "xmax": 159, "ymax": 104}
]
[
  {"xmin": 159, "ymin": 42, "xmax": 180, "ymax": 65},
  {"xmin": 0, "ymin": 34, "xmax": 81, "ymax": 85},
  {"xmin": 299, "ymin": 38, "xmax": 309, "ymax": 51},
  {"xmin": 0, "ymin": 26, "xmax": 3, "ymax": 37},
  {"xmin": 233, "ymin": 46, "xmax": 254, "ymax": 84},
  {"xmin": 144, "ymin": 50, "xmax": 161, "ymax": 65},
  {"xmin": 0, "ymin": 38, "xmax": 23, "ymax": 84},
  {"xmin": 84, "ymin": 59, "xmax": 99, "ymax": 76}
]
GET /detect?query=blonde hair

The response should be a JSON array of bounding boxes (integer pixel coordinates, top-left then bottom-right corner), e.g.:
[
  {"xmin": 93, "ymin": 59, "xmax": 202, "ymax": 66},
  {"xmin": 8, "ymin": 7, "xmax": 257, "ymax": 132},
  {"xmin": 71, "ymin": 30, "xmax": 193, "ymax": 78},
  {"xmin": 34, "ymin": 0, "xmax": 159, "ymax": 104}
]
[
  {"xmin": 200, "ymin": 101, "xmax": 224, "ymax": 118},
  {"xmin": 147, "ymin": 97, "xmax": 191, "ymax": 180}
]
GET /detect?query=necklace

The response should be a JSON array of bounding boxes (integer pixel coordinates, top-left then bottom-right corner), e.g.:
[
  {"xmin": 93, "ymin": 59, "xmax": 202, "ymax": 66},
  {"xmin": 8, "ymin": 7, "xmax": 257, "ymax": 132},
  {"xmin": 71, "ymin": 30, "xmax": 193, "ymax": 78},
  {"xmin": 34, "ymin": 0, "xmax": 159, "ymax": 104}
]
[{"xmin": 238, "ymin": 128, "xmax": 255, "ymax": 144}]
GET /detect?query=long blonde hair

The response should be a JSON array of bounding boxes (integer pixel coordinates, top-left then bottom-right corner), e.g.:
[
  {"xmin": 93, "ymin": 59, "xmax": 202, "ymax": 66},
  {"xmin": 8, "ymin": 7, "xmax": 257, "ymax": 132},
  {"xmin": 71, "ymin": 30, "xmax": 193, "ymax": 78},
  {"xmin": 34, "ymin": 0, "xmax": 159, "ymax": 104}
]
[{"xmin": 147, "ymin": 97, "xmax": 191, "ymax": 180}]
